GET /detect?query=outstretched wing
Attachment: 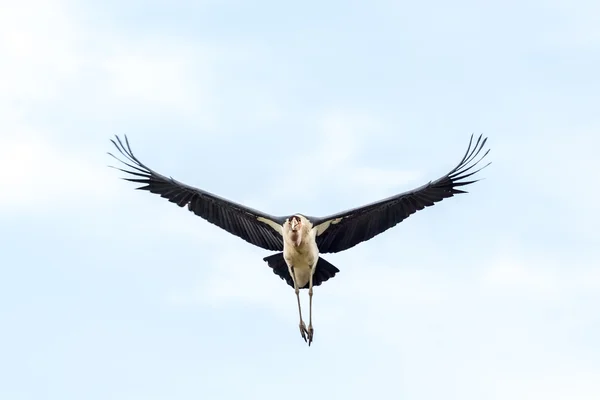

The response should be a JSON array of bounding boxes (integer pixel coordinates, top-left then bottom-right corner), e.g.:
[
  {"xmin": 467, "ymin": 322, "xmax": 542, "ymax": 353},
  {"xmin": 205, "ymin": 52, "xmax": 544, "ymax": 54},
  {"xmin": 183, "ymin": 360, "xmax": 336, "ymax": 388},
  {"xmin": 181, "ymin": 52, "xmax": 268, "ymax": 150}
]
[
  {"xmin": 311, "ymin": 134, "xmax": 491, "ymax": 253},
  {"xmin": 108, "ymin": 135, "xmax": 285, "ymax": 251}
]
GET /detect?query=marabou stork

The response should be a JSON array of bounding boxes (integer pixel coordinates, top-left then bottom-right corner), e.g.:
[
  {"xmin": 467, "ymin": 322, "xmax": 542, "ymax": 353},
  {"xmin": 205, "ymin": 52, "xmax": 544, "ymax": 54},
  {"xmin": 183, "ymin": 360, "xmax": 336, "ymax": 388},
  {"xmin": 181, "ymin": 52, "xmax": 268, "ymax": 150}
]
[{"xmin": 108, "ymin": 134, "xmax": 490, "ymax": 346}]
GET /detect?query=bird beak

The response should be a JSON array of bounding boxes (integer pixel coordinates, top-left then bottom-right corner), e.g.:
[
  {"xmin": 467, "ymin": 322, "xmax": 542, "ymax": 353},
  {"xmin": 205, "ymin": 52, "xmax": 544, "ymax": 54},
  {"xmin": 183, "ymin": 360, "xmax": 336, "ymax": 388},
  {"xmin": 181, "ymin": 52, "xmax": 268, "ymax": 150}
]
[{"xmin": 291, "ymin": 218, "xmax": 299, "ymax": 231}]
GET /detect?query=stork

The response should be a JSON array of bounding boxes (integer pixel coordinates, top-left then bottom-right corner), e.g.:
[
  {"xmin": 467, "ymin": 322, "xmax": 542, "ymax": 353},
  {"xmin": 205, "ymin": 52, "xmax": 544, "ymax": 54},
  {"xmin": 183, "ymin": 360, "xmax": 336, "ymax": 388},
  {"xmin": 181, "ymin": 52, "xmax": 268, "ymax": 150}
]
[{"xmin": 108, "ymin": 134, "xmax": 490, "ymax": 346}]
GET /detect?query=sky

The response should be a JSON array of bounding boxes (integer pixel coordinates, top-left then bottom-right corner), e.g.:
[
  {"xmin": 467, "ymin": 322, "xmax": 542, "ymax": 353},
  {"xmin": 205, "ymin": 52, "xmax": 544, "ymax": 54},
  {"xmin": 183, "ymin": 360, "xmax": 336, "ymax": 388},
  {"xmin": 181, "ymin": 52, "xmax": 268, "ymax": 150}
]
[{"xmin": 1, "ymin": 0, "xmax": 599, "ymax": 399}]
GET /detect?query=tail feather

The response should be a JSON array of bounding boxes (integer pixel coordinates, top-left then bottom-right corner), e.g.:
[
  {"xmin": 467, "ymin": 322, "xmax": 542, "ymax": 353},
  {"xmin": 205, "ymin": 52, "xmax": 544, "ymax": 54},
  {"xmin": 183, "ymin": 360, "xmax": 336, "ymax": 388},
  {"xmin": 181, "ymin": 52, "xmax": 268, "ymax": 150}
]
[{"xmin": 262, "ymin": 253, "xmax": 340, "ymax": 289}]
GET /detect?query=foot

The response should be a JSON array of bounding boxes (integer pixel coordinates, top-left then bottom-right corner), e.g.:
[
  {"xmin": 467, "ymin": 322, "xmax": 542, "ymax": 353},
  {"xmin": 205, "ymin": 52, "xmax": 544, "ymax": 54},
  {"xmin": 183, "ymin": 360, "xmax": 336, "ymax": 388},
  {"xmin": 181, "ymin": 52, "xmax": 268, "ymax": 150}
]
[
  {"xmin": 299, "ymin": 321, "xmax": 309, "ymax": 342},
  {"xmin": 307, "ymin": 325, "xmax": 314, "ymax": 346}
]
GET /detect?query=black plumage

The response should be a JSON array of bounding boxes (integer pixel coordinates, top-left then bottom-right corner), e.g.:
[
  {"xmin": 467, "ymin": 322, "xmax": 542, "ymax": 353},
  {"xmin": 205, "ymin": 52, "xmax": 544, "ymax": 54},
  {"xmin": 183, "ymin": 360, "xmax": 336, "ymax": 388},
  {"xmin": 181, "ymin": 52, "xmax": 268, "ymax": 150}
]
[
  {"xmin": 311, "ymin": 134, "xmax": 490, "ymax": 253},
  {"xmin": 108, "ymin": 135, "xmax": 286, "ymax": 251},
  {"xmin": 263, "ymin": 253, "xmax": 339, "ymax": 289}
]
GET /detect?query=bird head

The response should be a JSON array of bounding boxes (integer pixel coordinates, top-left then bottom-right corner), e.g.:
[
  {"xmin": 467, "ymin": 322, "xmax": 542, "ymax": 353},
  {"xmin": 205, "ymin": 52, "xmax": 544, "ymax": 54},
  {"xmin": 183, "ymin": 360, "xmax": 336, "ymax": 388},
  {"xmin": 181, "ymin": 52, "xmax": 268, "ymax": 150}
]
[{"xmin": 289, "ymin": 215, "xmax": 302, "ymax": 232}]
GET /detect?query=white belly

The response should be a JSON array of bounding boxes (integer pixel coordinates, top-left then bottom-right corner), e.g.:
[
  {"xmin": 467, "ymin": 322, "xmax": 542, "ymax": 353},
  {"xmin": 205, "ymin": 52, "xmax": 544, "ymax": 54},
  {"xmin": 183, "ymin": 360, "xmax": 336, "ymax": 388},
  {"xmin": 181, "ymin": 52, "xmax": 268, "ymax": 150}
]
[{"xmin": 283, "ymin": 239, "xmax": 319, "ymax": 288}]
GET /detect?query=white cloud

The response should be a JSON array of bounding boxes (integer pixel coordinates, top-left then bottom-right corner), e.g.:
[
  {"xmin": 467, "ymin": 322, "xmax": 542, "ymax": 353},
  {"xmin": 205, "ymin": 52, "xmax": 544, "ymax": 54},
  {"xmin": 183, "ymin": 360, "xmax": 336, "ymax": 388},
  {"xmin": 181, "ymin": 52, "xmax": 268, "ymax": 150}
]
[
  {"xmin": 0, "ymin": 0, "xmax": 263, "ymax": 135},
  {"xmin": 318, "ymin": 110, "xmax": 378, "ymax": 166},
  {"xmin": 481, "ymin": 258, "xmax": 560, "ymax": 294},
  {"xmin": 242, "ymin": 96, "xmax": 285, "ymax": 124},
  {"xmin": 0, "ymin": 0, "xmax": 81, "ymax": 102},
  {"xmin": 0, "ymin": 0, "xmax": 248, "ymax": 216},
  {"xmin": 492, "ymin": 371, "xmax": 600, "ymax": 400},
  {"xmin": 0, "ymin": 132, "xmax": 120, "ymax": 211},
  {"xmin": 103, "ymin": 54, "xmax": 197, "ymax": 108},
  {"xmin": 165, "ymin": 234, "xmax": 453, "ymax": 329},
  {"xmin": 0, "ymin": 1, "xmax": 102, "ymax": 213},
  {"xmin": 258, "ymin": 109, "xmax": 423, "ymax": 207},
  {"xmin": 175, "ymin": 235, "xmax": 600, "ymax": 354},
  {"xmin": 164, "ymin": 245, "xmax": 295, "ymax": 320},
  {"xmin": 97, "ymin": 40, "xmax": 219, "ymax": 119},
  {"xmin": 345, "ymin": 166, "xmax": 422, "ymax": 195},
  {"xmin": 481, "ymin": 254, "xmax": 600, "ymax": 297}
]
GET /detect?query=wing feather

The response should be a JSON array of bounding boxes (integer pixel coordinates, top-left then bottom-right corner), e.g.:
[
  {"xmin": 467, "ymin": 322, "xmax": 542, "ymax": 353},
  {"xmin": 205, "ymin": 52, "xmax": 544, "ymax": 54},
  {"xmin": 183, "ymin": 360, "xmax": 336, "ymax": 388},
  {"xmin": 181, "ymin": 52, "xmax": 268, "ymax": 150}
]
[
  {"xmin": 108, "ymin": 135, "xmax": 285, "ymax": 251},
  {"xmin": 311, "ymin": 134, "xmax": 491, "ymax": 253}
]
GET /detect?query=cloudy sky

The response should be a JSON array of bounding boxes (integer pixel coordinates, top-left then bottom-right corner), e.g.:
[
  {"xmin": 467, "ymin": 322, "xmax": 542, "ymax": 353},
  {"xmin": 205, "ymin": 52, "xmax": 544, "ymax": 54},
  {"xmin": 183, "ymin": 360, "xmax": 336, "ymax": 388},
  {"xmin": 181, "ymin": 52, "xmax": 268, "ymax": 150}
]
[{"xmin": 1, "ymin": 0, "xmax": 599, "ymax": 399}]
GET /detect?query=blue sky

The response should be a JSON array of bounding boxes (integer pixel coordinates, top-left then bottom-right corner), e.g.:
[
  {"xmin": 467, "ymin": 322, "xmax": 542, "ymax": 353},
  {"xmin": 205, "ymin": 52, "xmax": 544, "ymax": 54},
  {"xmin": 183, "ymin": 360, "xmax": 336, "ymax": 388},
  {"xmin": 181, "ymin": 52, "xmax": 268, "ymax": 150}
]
[{"xmin": 1, "ymin": 0, "xmax": 599, "ymax": 399}]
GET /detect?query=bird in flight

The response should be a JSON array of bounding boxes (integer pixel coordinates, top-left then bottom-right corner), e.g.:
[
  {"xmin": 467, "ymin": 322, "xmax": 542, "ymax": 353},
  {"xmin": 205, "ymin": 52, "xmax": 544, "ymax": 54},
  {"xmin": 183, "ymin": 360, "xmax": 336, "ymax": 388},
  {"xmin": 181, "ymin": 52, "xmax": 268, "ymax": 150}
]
[{"xmin": 108, "ymin": 134, "xmax": 490, "ymax": 346}]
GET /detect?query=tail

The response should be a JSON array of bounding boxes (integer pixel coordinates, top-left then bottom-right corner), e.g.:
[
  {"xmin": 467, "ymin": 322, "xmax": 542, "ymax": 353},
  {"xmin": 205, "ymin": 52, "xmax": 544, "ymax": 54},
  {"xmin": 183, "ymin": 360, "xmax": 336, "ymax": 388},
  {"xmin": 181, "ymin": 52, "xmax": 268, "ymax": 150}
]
[{"xmin": 262, "ymin": 253, "xmax": 340, "ymax": 289}]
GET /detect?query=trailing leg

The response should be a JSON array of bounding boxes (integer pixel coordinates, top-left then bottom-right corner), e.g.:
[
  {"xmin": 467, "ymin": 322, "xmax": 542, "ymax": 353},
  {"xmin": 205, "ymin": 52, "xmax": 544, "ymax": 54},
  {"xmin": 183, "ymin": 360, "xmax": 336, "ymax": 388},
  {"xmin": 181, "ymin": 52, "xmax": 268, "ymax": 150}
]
[
  {"xmin": 307, "ymin": 270, "xmax": 315, "ymax": 346},
  {"xmin": 290, "ymin": 266, "xmax": 308, "ymax": 342}
]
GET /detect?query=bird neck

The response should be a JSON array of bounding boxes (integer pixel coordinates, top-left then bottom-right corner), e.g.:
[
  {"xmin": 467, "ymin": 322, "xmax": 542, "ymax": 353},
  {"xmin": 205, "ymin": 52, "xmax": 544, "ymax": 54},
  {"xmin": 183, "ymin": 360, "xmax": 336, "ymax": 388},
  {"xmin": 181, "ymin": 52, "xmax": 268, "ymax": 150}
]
[{"xmin": 289, "ymin": 230, "xmax": 303, "ymax": 247}]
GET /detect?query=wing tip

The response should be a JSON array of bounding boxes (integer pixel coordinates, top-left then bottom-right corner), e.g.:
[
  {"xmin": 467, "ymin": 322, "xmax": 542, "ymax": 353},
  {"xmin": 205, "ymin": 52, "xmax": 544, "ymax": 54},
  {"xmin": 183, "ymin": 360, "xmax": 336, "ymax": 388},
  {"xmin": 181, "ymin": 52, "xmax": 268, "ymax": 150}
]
[
  {"xmin": 107, "ymin": 134, "xmax": 158, "ymax": 180},
  {"xmin": 450, "ymin": 133, "xmax": 491, "ymax": 182}
]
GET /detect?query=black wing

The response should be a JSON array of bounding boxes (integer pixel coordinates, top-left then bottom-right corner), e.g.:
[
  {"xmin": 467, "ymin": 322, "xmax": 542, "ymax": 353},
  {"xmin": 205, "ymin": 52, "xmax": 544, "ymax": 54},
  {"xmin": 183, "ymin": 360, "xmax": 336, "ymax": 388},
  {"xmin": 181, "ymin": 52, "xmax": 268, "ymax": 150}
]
[
  {"xmin": 311, "ymin": 134, "xmax": 491, "ymax": 253},
  {"xmin": 108, "ymin": 135, "xmax": 286, "ymax": 251}
]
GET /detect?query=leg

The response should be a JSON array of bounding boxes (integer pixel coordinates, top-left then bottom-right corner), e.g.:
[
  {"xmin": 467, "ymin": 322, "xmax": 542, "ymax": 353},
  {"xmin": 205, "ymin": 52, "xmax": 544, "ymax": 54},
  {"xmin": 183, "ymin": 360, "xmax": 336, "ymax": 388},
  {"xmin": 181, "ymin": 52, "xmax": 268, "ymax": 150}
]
[
  {"xmin": 290, "ymin": 266, "xmax": 308, "ymax": 342},
  {"xmin": 307, "ymin": 270, "xmax": 315, "ymax": 346}
]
